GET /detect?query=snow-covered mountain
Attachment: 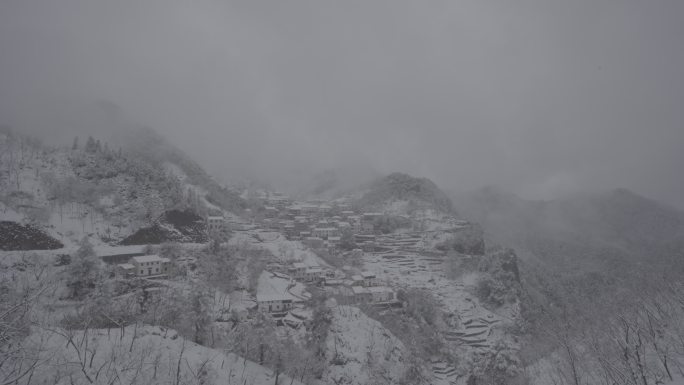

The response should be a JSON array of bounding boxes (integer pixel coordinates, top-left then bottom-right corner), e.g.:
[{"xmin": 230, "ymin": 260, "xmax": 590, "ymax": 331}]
[
  {"xmin": 355, "ymin": 172, "xmax": 455, "ymax": 216},
  {"xmin": 454, "ymin": 186, "xmax": 684, "ymax": 384},
  {"xmin": 453, "ymin": 186, "xmax": 684, "ymax": 274},
  {"xmin": 0, "ymin": 127, "xmax": 244, "ymax": 250}
]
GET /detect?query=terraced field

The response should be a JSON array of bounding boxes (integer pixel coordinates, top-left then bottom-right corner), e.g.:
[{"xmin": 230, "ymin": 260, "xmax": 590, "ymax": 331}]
[
  {"xmin": 430, "ymin": 359, "xmax": 459, "ymax": 385},
  {"xmin": 363, "ymin": 231, "xmax": 512, "ymax": 381}
]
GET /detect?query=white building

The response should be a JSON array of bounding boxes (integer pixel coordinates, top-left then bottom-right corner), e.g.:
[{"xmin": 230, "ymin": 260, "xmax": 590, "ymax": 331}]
[
  {"xmin": 288, "ymin": 262, "xmax": 308, "ymax": 280},
  {"xmin": 327, "ymin": 236, "xmax": 342, "ymax": 248},
  {"xmin": 351, "ymin": 271, "xmax": 379, "ymax": 287},
  {"xmin": 304, "ymin": 267, "xmax": 325, "ymax": 282},
  {"xmin": 207, "ymin": 216, "xmax": 228, "ymax": 239},
  {"xmin": 360, "ymin": 271, "xmax": 379, "ymax": 287},
  {"xmin": 116, "ymin": 263, "xmax": 136, "ymax": 278},
  {"xmin": 368, "ymin": 286, "xmax": 395, "ymax": 303},
  {"xmin": 312, "ymin": 227, "xmax": 340, "ymax": 240},
  {"xmin": 351, "ymin": 286, "xmax": 395, "ymax": 303},
  {"xmin": 256, "ymin": 294, "xmax": 294, "ymax": 313},
  {"xmin": 256, "ymin": 271, "xmax": 308, "ymax": 314},
  {"xmin": 125, "ymin": 255, "xmax": 172, "ymax": 277}
]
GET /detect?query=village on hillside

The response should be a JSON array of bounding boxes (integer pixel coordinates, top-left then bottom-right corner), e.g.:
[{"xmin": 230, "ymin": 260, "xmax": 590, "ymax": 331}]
[
  {"xmin": 0, "ymin": 129, "xmax": 524, "ymax": 384},
  {"xmin": 101, "ymin": 189, "xmax": 514, "ymax": 384}
]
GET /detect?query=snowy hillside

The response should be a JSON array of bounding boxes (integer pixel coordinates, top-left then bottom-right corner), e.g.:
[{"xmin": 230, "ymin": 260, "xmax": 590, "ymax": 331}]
[
  {"xmin": 0, "ymin": 128, "xmax": 242, "ymax": 249},
  {"xmin": 1, "ymin": 127, "xmax": 528, "ymax": 384},
  {"xmin": 355, "ymin": 172, "xmax": 454, "ymax": 215},
  {"xmin": 322, "ymin": 305, "xmax": 411, "ymax": 385},
  {"xmin": 24, "ymin": 324, "xmax": 303, "ymax": 385}
]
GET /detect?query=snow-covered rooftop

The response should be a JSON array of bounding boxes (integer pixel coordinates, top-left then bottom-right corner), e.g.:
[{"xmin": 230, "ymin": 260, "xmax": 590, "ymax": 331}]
[
  {"xmin": 256, "ymin": 294, "xmax": 294, "ymax": 302},
  {"xmin": 256, "ymin": 271, "xmax": 305, "ymax": 303},
  {"xmin": 132, "ymin": 255, "xmax": 166, "ymax": 263},
  {"xmin": 352, "ymin": 286, "xmax": 368, "ymax": 294},
  {"xmin": 367, "ymin": 286, "xmax": 393, "ymax": 293}
]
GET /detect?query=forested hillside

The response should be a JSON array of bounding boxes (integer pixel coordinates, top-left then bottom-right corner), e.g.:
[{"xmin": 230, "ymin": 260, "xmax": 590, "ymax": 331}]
[
  {"xmin": 454, "ymin": 186, "xmax": 684, "ymax": 384},
  {"xmin": 356, "ymin": 172, "xmax": 454, "ymax": 214},
  {"xmin": 0, "ymin": 127, "xmax": 244, "ymax": 249}
]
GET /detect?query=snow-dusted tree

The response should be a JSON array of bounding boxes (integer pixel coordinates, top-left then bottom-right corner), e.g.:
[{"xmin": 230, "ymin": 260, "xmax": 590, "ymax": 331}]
[
  {"xmin": 84, "ymin": 136, "xmax": 97, "ymax": 153},
  {"xmin": 338, "ymin": 229, "xmax": 357, "ymax": 251},
  {"xmin": 66, "ymin": 237, "xmax": 100, "ymax": 299},
  {"xmin": 0, "ymin": 277, "xmax": 49, "ymax": 384},
  {"xmin": 23, "ymin": 252, "xmax": 51, "ymax": 282},
  {"xmin": 198, "ymin": 248, "xmax": 238, "ymax": 294},
  {"xmin": 189, "ymin": 285, "xmax": 213, "ymax": 345},
  {"xmin": 245, "ymin": 248, "xmax": 268, "ymax": 294},
  {"xmin": 231, "ymin": 312, "xmax": 278, "ymax": 366}
]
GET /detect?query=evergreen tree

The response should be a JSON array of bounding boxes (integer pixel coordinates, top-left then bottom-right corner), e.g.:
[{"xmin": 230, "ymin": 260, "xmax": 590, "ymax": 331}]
[
  {"xmin": 67, "ymin": 237, "xmax": 99, "ymax": 298},
  {"xmin": 188, "ymin": 286, "xmax": 212, "ymax": 344},
  {"xmin": 72, "ymin": 136, "xmax": 79, "ymax": 150},
  {"xmin": 85, "ymin": 136, "xmax": 96, "ymax": 153}
]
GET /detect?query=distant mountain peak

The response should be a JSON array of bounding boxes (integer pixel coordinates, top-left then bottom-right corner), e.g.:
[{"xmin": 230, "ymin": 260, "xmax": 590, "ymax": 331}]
[{"xmin": 356, "ymin": 172, "xmax": 454, "ymax": 214}]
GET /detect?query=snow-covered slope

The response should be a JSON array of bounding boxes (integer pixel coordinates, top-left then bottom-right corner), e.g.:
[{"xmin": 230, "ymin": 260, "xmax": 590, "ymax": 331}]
[
  {"xmin": 24, "ymin": 324, "xmax": 303, "ymax": 385},
  {"xmin": 323, "ymin": 305, "xmax": 411, "ymax": 385},
  {"xmin": 0, "ymin": 129, "xmax": 243, "ymax": 250},
  {"xmin": 356, "ymin": 172, "xmax": 454, "ymax": 215}
]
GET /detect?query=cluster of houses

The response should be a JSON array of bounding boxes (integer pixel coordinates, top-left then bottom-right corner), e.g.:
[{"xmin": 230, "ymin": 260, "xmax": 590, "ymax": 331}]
[
  {"xmin": 260, "ymin": 202, "xmax": 387, "ymax": 253},
  {"xmin": 255, "ymin": 259, "xmax": 397, "ymax": 319},
  {"xmin": 348, "ymin": 271, "xmax": 395, "ymax": 303},
  {"xmin": 109, "ymin": 191, "xmax": 404, "ymax": 331},
  {"xmin": 204, "ymin": 189, "xmax": 394, "ymax": 254},
  {"xmin": 201, "ymin": 192, "xmax": 402, "ymax": 321}
]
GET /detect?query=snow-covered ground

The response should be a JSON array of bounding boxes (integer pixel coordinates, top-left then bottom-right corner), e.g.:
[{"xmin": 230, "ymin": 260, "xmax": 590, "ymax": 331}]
[
  {"xmin": 363, "ymin": 249, "xmax": 517, "ymax": 355},
  {"xmin": 230, "ymin": 230, "xmax": 329, "ymax": 268},
  {"xmin": 257, "ymin": 270, "xmax": 310, "ymax": 302},
  {"xmin": 164, "ymin": 161, "xmax": 225, "ymax": 214},
  {"xmin": 23, "ymin": 324, "xmax": 303, "ymax": 385},
  {"xmin": 322, "ymin": 305, "xmax": 410, "ymax": 385}
]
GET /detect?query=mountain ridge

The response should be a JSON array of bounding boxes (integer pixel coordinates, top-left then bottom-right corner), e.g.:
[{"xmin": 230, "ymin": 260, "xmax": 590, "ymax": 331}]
[
  {"xmin": 453, "ymin": 185, "xmax": 684, "ymax": 290},
  {"xmin": 0, "ymin": 127, "xmax": 244, "ymax": 249},
  {"xmin": 355, "ymin": 172, "xmax": 455, "ymax": 215}
]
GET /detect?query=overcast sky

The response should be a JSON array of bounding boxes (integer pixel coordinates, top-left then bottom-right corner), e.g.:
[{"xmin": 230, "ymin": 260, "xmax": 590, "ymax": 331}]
[{"xmin": 1, "ymin": 0, "xmax": 683, "ymax": 207}]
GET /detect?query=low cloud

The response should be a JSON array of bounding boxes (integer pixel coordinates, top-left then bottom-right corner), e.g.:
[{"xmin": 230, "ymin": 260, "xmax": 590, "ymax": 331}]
[{"xmin": 1, "ymin": 0, "xmax": 683, "ymax": 207}]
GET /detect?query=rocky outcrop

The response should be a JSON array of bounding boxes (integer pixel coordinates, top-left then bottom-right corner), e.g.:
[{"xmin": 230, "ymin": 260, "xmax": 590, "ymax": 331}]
[
  {"xmin": 498, "ymin": 248, "xmax": 520, "ymax": 282},
  {"xmin": 0, "ymin": 221, "xmax": 64, "ymax": 250},
  {"xmin": 120, "ymin": 209, "xmax": 207, "ymax": 245},
  {"xmin": 438, "ymin": 224, "xmax": 486, "ymax": 256}
]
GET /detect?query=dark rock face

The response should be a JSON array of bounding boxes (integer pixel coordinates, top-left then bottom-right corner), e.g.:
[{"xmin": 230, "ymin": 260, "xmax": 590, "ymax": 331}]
[
  {"xmin": 120, "ymin": 210, "xmax": 207, "ymax": 245},
  {"xmin": 0, "ymin": 221, "xmax": 64, "ymax": 250},
  {"xmin": 438, "ymin": 225, "xmax": 486, "ymax": 256},
  {"xmin": 498, "ymin": 249, "xmax": 521, "ymax": 282},
  {"xmin": 120, "ymin": 224, "xmax": 171, "ymax": 245},
  {"xmin": 451, "ymin": 237, "xmax": 485, "ymax": 256},
  {"xmin": 162, "ymin": 210, "xmax": 206, "ymax": 236}
]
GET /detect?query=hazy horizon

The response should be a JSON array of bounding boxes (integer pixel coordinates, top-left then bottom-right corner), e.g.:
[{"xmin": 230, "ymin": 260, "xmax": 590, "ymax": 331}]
[{"xmin": 2, "ymin": 0, "xmax": 684, "ymax": 208}]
